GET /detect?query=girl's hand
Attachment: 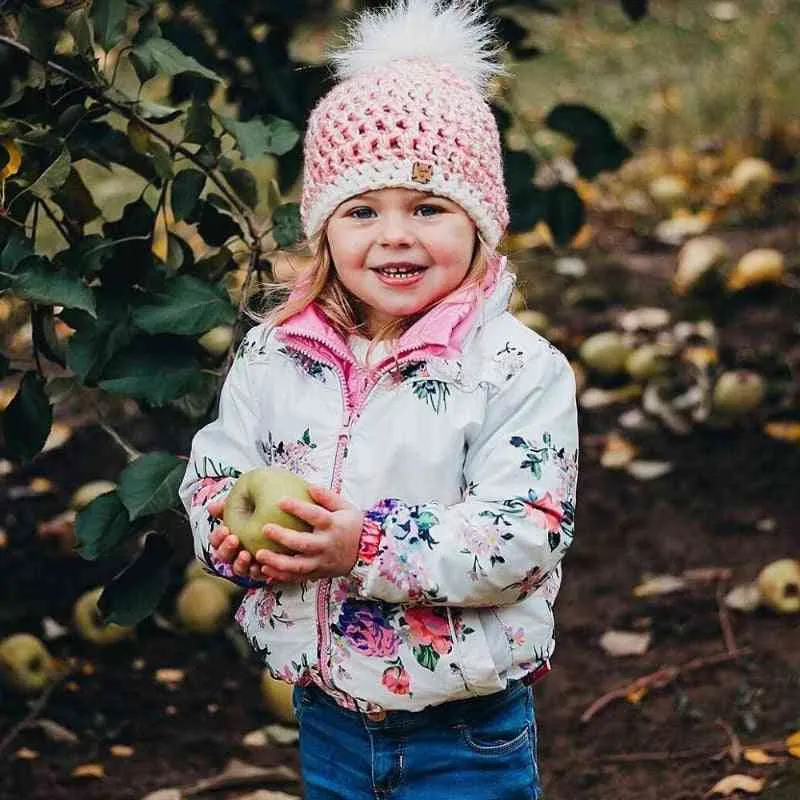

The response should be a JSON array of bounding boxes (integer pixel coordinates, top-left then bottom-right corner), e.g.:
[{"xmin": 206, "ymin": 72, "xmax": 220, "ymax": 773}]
[
  {"xmin": 253, "ymin": 485, "xmax": 363, "ymax": 583},
  {"xmin": 207, "ymin": 497, "xmax": 266, "ymax": 582}
]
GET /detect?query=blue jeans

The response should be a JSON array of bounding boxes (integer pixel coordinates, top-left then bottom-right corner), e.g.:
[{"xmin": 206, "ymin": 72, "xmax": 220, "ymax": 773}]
[{"xmin": 292, "ymin": 680, "xmax": 541, "ymax": 799}]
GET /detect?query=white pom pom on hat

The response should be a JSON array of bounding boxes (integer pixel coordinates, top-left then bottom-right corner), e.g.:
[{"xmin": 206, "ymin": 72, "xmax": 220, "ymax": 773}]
[{"xmin": 330, "ymin": 0, "xmax": 508, "ymax": 97}]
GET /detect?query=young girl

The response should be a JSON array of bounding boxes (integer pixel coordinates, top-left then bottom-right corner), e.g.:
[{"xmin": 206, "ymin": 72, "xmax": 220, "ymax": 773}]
[{"xmin": 179, "ymin": 2, "xmax": 578, "ymax": 797}]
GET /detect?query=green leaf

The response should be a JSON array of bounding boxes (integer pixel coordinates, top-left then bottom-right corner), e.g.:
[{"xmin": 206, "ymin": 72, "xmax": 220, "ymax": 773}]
[
  {"xmin": 18, "ymin": 6, "xmax": 60, "ymax": 61},
  {"xmin": 171, "ymin": 169, "xmax": 206, "ymax": 221},
  {"xmin": 272, "ymin": 203, "xmax": 303, "ymax": 248},
  {"xmin": 147, "ymin": 140, "xmax": 174, "ymax": 180},
  {"xmin": 167, "ymin": 372, "xmax": 218, "ymax": 420},
  {"xmin": 135, "ymin": 100, "xmax": 182, "ymax": 123},
  {"xmin": 75, "ymin": 491, "xmax": 131, "ymax": 560},
  {"xmin": 98, "ymin": 533, "xmax": 173, "ymax": 626},
  {"xmin": 11, "ymin": 257, "xmax": 97, "ymax": 317},
  {"xmin": 621, "ymin": 0, "xmax": 648, "ymax": 22},
  {"xmin": 91, "ymin": 0, "xmax": 129, "ymax": 51},
  {"xmin": 572, "ymin": 138, "xmax": 631, "ymax": 180},
  {"xmin": 413, "ymin": 643, "xmax": 440, "ymax": 672},
  {"xmin": 131, "ymin": 37, "xmax": 221, "ymax": 82},
  {"xmin": 508, "ymin": 184, "xmax": 547, "ymax": 234},
  {"xmin": 28, "ymin": 150, "xmax": 72, "ymax": 200},
  {"xmin": 66, "ymin": 9, "xmax": 94, "ymax": 56},
  {"xmin": 545, "ymin": 184, "xmax": 586, "ymax": 248},
  {"xmin": 0, "ymin": 354, "xmax": 10, "ymax": 381},
  {"xmin": 545, "ymin": 104, "xmax": 615, "ymax": 144},
  {"xmin": 217, "ymin": 115, "xmax": 299, "ymax": 160},
  {"xmin": 1, "ymin": 230, "xmax": 34, "ymax": 271},
  {"xmin": 117, "ymin": 451, "xmax": 185, "ymax": 520},
  {"xmin": 98, "ymin": 340, "xmax": 204, "ymax": 404},
  {"xmin": 132, "ymin": 274, "xmax": 235, "ymax": 336},
  {"xmin": 32, "ymin": 306, "xmax": 66, "ymax": 368},
  {"xmin": 196, "ymin": 201, "xmax": 242, "ymax": 247},
  {"xmin": 53, "ymin": 168, "xmax": 102, "ymax": 225},
  {"xmin": 1, "ymin": 371, "xmax": 52, "ymax": 463},
  {"xmin": 184, "ymin": 99, "xmax": 214, "ymax": 145},
  {"xmin": 66, "ymin": 316, "xmax": 133, "ymax": 384},
  {"xmin": 224, "ymin": 167, "xmax": 258, "ymax": 209}
]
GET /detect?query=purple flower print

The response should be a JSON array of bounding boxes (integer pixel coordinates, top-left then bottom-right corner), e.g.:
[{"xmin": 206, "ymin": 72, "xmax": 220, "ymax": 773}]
[{"xmin": 334, "ymin": 600, "xmax": 400, "ymax": 658}]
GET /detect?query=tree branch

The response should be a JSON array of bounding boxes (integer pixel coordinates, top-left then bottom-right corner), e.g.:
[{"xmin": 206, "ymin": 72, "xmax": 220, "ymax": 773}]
[{"xmin": 0, "ymin": 34, "xmax": 261, "ymax": 244}]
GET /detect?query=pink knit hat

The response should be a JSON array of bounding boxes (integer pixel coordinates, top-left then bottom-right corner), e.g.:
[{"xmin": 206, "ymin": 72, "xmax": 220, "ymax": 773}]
[{"xmin": 300, "ymin": 0, "xmax": 509, "ymax": 249}]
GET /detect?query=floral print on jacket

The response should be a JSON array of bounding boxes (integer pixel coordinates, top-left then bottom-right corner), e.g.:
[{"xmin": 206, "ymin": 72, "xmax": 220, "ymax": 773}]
[{"xmin": 178, "ymin": 256, "xmax": 579, "ymax": 713}]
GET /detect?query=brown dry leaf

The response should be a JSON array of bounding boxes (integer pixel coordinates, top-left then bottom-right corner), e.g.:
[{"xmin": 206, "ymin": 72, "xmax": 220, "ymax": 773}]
[
  {"xmin": 786, "ymin": 730, "xmax": 800, "ymax": 757},
  {"xmin": 141, "ymin": 791, "xmax": 182, "ymax": 800},
  {"xmin": 71, "ymin": 763, "xmax": 105, "ymax": 779},
  {"xmin": 634, "ymin": 574, "xmax": 688, "ymax": 597},
  {"xmin": 580, "ymin": 385, "xmax": 641, "ymax": 409},
  {"xmin": 599, "ymin": 630, "xmax": 652, "ymax": 657},
  {"xmin": 600, "ymin": 432, "xmax": 637, "ymax": 469},
  {"xmin": 626, "ymin": 686, "xmax": 647, "ymax": 704},
  {"xmin": 743, "ymin": 748, "xmax": 784, "ymax": 765},
  {"xmin": 724, "ymin": 583, "xmax": 762, "ymax": 612},
  {"xmin": 764, "ymin": 421, "xmax": 800, "ymax": 443},
  {"xmin": 625, "ymin": 460, "xmax": 673, "ymax": 481},
  {"xmin": 42, "ymin": 421, "xmax": 73, "ymax": 453},
  {"xmin": 706, "ymin": 774, "xmax": 765, "ymax": 796},
  {"xmin": 110, "ymin": 744, "xmax": 135, "ymax": 757},
  {"xmin": 155, "ymin": 668, "xmax": 185, "ymax": 686},
  {"xmin": 33, "ymin": 718, "xmax": 79, "ymax": 744},
  {"xmin": 15, "ymin": 747, "xmax": 39, "ymax": 760},
  {"xmin": 30, "ymin": 477, "xmax": 56, "ymax": 494}
]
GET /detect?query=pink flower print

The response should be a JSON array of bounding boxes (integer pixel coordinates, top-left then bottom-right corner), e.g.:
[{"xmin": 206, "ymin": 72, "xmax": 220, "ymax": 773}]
[
  {"xmin": 255, "ymin": 590, "xmax": 277, "ymax": 623},
  {"xmin": 382, "ymin": 665, "xmax": 411, "ymax": 695},
  {"xmin": 404, "ymin": 608, "xmax": 453, "ymax": 656},
  {"xmin": 358, "ymin": 518, "xmax": 383, "ymax": 565},
  {"xmin": 335, "ymin": 600, "xmax": 400, "ymax": 658},
  {"xmin": 503, "ymin": 625, "xmax": 526, "ymax": 649},
  {"xmin": 522, "ymin": 491, "xmax": 563, "ymax": 534},
  {"xmin": 192, "ymin": 477, "xmax": 228, "ymax": 508},
  {"xmin": 461, "ymin": 522, "xmax": 502, "ymax": 561}
]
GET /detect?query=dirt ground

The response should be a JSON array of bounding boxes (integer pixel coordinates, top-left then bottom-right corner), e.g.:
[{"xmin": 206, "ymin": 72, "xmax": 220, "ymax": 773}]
[{"xmin": 1, "ymin": 214, "xmax": 798, "ymax": 800}]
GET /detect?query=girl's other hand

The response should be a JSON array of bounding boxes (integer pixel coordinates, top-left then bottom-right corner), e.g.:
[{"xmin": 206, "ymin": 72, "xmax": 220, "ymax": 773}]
[
  {"xmin": 255, "ymin": 485, "xmax": 363, "ymax": 583},
  {"xmin": 207, "ymin": 497, "xmax": 265, "ymax": 582}
]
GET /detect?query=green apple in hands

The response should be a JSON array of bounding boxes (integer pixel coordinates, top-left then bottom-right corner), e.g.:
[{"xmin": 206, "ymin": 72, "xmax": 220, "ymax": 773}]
[{"xmin": 223, "ymin": 467, "xmax": 313, "ymax": 556}]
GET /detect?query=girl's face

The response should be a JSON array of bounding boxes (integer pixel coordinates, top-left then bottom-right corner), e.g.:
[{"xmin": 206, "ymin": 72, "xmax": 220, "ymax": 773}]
[{"xmin": 326, "ymin": 187, "xmax": 476, "ymax": 337}]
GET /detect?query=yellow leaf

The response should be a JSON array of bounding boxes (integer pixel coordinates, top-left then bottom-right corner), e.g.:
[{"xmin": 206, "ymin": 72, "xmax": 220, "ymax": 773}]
[
  {"xmin": 0, "ymin": 136, "xmax": 22, "ymax": 179},
  {"xmin": 15, "ymin": 748, "xmax": 39, "ymax": 760},
  {"xmin": 600, "ymin": 432, "xmax": 638, "ymax": 469},
  {"xmin": 764, "ymin": 421, "xmax": 800, "ymax": 443},
  {"xmin": 707, "ymin": 774, "xmax": 765, "ymax": 796},
  {"xmin": 786, "ymin": 730, "xmax": 800, "ymax": 757},
  {"xmin": 626, "ymin": 686, "xmax": 647, "ymax": 704},
  {"xmin": 110, "ymin": 744, "xmax": 134, "ymax": 757},
  {"xmin": 743, "ymin": 748, "xmax": 782, "ymax": 764},
  {"xmin": 155, "ymin": 668, "xmax": 185, "ymax": 685},
  {"xmin": 71, "ymin": 763, "xmax": 105, "ymax": 779},
  {"xmin": 152, "ymin": 205, "xmax": 169, "ymax": 263}
]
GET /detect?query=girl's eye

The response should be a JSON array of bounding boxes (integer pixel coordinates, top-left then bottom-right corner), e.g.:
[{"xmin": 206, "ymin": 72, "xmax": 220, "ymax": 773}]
[
  {"xmin": 415, "ymin": 204, "xmax": 444, "ymax": 217},
  {"xmin": 347, "ymin": 207, "xmax": 376, "ymax": 219}
]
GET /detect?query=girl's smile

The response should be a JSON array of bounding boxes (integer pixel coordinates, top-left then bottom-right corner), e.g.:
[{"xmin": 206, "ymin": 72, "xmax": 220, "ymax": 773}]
[{"xmin": 326, "ymin": 187, "xmax": 477, "ymax": 336}]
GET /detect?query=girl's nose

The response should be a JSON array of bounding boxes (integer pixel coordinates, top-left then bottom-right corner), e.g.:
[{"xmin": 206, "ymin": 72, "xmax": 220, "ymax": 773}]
[{"xmin": 377, "ymin": 214, "xmax": 414, "ymax": 247}]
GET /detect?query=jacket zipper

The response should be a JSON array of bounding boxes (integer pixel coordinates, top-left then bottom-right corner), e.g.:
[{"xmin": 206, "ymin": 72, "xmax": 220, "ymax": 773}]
[{"xmin": 279, "ymin": 333, "xmax": 423, "ymax": 693}]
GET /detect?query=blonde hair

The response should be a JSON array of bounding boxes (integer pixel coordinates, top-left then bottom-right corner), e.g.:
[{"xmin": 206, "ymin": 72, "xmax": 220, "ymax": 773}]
[{"xmin": 250, "ymin": 227, "xmax": 493, "ymax": 349}]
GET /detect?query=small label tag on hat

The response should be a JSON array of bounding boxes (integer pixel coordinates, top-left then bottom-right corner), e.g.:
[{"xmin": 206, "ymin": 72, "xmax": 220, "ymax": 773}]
[{"xmin": 411, "ymin": 162, "xmax": 433, "ymax": 184}]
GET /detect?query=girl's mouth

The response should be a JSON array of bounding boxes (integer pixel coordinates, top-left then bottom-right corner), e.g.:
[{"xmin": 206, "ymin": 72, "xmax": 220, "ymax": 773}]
[{"xmin": 373, "ymin": 264, "xmax": 427, "ymax": 285}]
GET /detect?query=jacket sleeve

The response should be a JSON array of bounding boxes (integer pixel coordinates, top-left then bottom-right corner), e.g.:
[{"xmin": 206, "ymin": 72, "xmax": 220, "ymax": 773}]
[
  {"xmin": 178, "ymin": 327, "xmax": 267, "ymax": 589},
  {"xmin": 349, "ymin": 346, "xmax": 578, "ymax": 607}
]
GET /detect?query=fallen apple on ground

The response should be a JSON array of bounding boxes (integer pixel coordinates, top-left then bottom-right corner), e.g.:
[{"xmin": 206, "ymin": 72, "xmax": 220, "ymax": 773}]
[
  {"xmin": 757, "ymin": 559, "xmax": 800, "ymax": 614},
  {"xmin": 175, "ymin": 579, "xmax": 232, "ymax": 634},
  {"xmin": 260, "ymin": 670, "xmax": 296, "ymax": 724},
  {"xmin": 73, "ymin": 587, "xmax": 135, "ymax": 645},
  {"xmin": 0, "ymin": 633, "xmax": 57, "ymax": 694},
  {"xmin": 223, "ymin": 467, "xmax": 313, "ymax": 556}
]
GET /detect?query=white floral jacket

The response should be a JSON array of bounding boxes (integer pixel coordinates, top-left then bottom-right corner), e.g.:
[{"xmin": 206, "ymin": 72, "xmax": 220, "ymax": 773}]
[{"xmin": 178, "ymin": 255, "xmax": 578, "ymax": 713}]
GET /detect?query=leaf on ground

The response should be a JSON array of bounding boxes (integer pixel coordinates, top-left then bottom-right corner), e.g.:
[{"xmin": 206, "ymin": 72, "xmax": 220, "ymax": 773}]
[
  {"xmin": 110, "ymin": 744, "xmax": 135, "ymax": 757},
  {"xmin": 764, "ymin": 421, "xmax": 800, "ymax": 443},
  {"xmin": 633, "ymin": 574, "xmax": 688, "ymax": 597},
  {"xmin": 141, "ymin": 791, "xmax": 182, "ymax": 800},
  {"xmin": 600, "ymin": 432, "xmax": 637, "ymax": 469},
  {"xmin": 786, "ymin": 730, "xmax": 800, "ymax": 757},
  {"xmin": 71, "ymin": 763, "xmax": 105, "ymax": 779},
  {"xmin": 724, "ymin": 583, "xmax": 762, "ymax": 612},
  {"xmin": 32, "ymin": 719, "xmax": 79, "ymax": 744},
  {"xmin": 743, "ymin": 748, "xmax": 784, "ymax": 765},
  {"xmin": 625, "ymin": 460, "xmax": 673, "ymax": 480},
  {"xmin": 154, "ymin": 668, "xmax": 185, "ymax": 686},
  {"xmin": 625, "ymin": 686, "xmax": 647, "ymax": 704},
  {"xmin": 706, "ymin": 774, "xmax": 765, "ymax": 796},
  {"xmin": 599, "ymin": 629, "xmax": 651, "ymax": 657}
]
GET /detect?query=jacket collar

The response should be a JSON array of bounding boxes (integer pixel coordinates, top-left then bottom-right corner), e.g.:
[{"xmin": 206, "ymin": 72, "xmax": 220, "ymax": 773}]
[{"xmin": 277, "ymin": 253, "xmax": 513, "ymax": 366}]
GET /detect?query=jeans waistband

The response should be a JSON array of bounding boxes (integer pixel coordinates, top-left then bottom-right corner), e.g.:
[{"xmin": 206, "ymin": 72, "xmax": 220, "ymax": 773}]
[{"xmin": 300, "ymin": 679, "xmax": 530, "ymax": 733}]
